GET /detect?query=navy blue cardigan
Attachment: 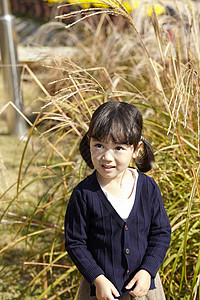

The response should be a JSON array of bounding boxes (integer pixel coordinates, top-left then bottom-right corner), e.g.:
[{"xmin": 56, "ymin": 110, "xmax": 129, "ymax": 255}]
[{"xmin": 65, "ymin": 170, "xmax": 171, "ymax": 297}]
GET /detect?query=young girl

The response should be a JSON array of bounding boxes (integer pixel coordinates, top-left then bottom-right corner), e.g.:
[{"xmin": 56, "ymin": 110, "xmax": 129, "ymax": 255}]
[{"xmin": 65, "ymin": 101, "xmax": 171, "ymax": 300}]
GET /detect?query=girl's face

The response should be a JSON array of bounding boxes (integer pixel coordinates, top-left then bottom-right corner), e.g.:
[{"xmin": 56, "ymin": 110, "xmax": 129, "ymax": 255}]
[{"xmin": 90, "ymin": 138, "xmax": 137, "ymax": 184}]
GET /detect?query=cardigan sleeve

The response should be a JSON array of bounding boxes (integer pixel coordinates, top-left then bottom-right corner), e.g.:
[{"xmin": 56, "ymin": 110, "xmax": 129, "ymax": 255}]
[
  {"xmin": 139, "ymin": 179, "xmax": 171, "ymax": 278},
  {"xmin": 65, "ymin": 188, "xmax": 105, "ymax": 284}
]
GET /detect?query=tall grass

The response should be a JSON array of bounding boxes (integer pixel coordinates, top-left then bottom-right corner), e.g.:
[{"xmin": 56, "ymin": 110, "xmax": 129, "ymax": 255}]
[{"xmin": 0, "ymin": 0, "xmax": 200, "ymax": 299}]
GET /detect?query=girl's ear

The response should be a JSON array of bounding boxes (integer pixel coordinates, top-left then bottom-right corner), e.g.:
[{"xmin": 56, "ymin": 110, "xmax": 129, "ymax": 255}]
[{"xmin": 132, "ymin": 141, "xmax": 143, "ymax": 159}]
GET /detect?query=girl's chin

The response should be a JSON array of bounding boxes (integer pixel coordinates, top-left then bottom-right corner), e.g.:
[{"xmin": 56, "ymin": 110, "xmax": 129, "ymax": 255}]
[{"xmin": 96, "ymin": 168, "xmax": 125, "ymax": 181}]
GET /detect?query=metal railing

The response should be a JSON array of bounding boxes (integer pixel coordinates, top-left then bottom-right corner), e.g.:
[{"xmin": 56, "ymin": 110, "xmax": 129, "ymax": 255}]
[{"xmin": 0, "ymin": 0, "xmax": 26, "ymax": 137}]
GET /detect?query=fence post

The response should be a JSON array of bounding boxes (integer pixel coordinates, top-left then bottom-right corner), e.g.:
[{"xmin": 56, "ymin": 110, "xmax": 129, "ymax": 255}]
[{"xmin": 0, "ymin": 0, "xmax": 26, "ymax": 137}]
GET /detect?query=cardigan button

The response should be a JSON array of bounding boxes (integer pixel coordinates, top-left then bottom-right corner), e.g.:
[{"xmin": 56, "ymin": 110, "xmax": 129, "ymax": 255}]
[
  {"xmin": 125, "ymin": 225, "xmax": 128, "ymax": 231},
  {"xmin": 125, "ymin": 248, "xmax": 130, "ymax": 254},
  {"xmin": 127, "ymin": 269, "xmax": 130, "ymax": 274}
]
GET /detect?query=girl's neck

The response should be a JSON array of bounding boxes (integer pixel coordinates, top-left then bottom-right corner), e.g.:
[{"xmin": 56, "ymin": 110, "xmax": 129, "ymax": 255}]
[{"xmin": 97, "ymin": 169, "xmax": 136, "ymax": 199}]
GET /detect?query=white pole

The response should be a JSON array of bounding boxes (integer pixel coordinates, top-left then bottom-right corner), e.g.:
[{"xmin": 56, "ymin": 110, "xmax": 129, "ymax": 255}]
[{"xmin": 0, "ymin": 0, "xmax": 26, "ymax": 137}]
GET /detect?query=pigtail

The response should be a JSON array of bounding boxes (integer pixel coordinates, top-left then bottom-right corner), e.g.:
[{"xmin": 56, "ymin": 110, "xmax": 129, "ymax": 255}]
[
  {"xmin": 134, "ymin": 137, "xmax": 155, "ymax": 172},
  {"xmin": 79, "ymin": 133, "xmax": 94, "ymax": 169}
]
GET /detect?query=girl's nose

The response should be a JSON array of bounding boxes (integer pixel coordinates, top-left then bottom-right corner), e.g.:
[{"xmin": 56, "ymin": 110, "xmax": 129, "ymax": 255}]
[{"xmin": 102, "ymin": 150, "xmax": 113, "ymax": 161}]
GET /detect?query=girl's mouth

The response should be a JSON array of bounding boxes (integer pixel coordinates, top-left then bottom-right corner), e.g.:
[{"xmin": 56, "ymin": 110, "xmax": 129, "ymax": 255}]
[{"xmin": 102, "ymin": 165, "xmax": 115, "ymax": 169}]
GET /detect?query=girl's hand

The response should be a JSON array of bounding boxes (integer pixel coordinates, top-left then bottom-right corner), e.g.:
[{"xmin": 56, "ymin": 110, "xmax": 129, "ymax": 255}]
[
  {"xmin": 94, "ymin": 274, "xmax": 120, "ymax": 300},
  {"xmin": 125, "ymin": 269, "xmax": 151, "ymax": 297}
]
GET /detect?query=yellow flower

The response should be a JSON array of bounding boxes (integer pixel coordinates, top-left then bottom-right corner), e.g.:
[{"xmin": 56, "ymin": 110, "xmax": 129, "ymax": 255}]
[
  {"xmin": 91, "ymin": 0, "xmax": 110, "ymax": 8},
  {"xmin": 122, "ymin": 0, "xmax": 140, "ymax": 13},
  {"xmin": 146, "ymin": 3, "xmax": 165, "ymax": 16},
  {"xmin": 68, "ymin": 0, "xmax": 91, "ymax": 8},
  {"xmin": 43, "ymin": 0, "xmax": 64, "ymax": 5},
  {"xmin": 41, "ymin": 0, "xmax": 165, "ymax": 16}
]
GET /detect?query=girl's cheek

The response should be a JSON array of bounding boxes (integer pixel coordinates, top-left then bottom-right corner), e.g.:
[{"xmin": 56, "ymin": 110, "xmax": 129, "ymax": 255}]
[{"xmin": 91, "ymin": 152, "xmax": 100, "ymax": 161}]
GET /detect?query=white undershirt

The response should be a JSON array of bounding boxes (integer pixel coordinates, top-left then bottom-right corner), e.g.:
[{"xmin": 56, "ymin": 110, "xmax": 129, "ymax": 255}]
[{"xmin": 101, "ymin": 169, "xmax": 138, "ymax": 222}]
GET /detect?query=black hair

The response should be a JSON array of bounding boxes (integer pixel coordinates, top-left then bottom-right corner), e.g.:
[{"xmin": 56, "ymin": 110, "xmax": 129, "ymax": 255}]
[{"xmin": 79, "ymin": 101, "xmax": 154, "ymax": 172}]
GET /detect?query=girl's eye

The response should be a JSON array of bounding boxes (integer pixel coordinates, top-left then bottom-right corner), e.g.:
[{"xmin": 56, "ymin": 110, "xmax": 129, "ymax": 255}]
[
  {"xmin": 94, "ymin": 143, "xmax": 103, "ymax": 149},
  {"xmin": 115, "ymin": 146, "xmax": 124, "ymax": 151}
]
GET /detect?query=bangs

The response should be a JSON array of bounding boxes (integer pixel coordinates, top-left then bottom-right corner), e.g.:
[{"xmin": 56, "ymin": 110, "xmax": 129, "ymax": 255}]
[{"xmin": 89, "ymin": 115, "xmax": 134, "ymax": 145}]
